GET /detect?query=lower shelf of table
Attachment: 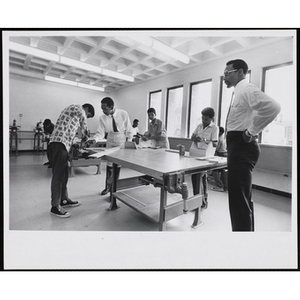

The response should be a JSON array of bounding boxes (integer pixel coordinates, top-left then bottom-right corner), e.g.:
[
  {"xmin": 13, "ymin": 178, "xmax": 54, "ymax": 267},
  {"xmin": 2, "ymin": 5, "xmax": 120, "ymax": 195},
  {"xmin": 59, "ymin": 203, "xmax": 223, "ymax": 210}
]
[
  {"xmin": 71, "ymin": 158, "xmax": 101, "ymax": 167},
  {"xmin": 113, "ymin": 185, "xmax": 202, "ymax": 224},
  {"xmin": 69, "ymin": 158, "xmax": 101, "ymax": 177}
]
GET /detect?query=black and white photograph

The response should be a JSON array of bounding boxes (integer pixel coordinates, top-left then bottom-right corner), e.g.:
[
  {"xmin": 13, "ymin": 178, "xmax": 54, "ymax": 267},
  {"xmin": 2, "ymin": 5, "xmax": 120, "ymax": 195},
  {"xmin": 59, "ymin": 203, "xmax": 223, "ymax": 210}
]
[{"xmin": 3, "ymin": 29, "xmax": 297, "ymax": 272}]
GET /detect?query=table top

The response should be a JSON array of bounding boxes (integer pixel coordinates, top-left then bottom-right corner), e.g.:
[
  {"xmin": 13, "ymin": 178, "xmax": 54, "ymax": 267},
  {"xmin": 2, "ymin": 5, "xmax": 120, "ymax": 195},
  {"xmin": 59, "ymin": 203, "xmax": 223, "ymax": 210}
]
[{"xmin": 105, "ymin": 148, "xmax": 227, "ymax": 178}]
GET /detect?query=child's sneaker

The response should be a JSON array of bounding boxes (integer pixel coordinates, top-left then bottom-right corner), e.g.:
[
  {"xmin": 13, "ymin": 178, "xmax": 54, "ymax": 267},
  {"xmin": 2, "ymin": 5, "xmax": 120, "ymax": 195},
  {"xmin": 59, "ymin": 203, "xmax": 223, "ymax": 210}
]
[
  {"xmin": 50, "ymin": 206, "xmax": 70, "ymax": 218},
  {"xmin": 61, "ymin": 199, "xmax": 81, "ymax": 207}
]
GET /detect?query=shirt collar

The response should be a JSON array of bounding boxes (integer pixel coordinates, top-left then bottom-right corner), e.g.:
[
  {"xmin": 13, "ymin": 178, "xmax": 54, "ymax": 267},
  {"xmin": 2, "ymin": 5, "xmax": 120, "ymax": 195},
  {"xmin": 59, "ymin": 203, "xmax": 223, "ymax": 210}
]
[
  {"xmin": 203, "ymin": 122, "xmax": 214, "ymax": 129},
  {"xmin": 150, "ymin": 118, "xmax": 158, "ymax": 125},
  {"xmin": 110, "ymin": 109, "xmax": 116, "ymax": 117},
  {"xmin": 234, "ymin": 78, "xmax": 248, "ymax": 95}
]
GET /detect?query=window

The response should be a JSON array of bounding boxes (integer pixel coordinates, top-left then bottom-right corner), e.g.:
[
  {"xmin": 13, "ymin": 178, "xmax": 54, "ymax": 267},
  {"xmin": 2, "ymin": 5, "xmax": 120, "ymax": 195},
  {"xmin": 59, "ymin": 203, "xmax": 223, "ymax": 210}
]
[
  {"xmin": 218, "ymin": 72, "xmax": 250, "ymax": 128},
  {"xmin": 149, "ymin": 90, "xmax": 162, "ymax": 119},
  {"xmin": 166, "ymin": 86, "xmax": 183, "ymax": 137},
  {"xmin": 188, "ymin": 80, "xmax": 212, "ymax": 137},
  {"xmin": 261, "ymin": 63, "xmax": 294, "ymax": 146}
]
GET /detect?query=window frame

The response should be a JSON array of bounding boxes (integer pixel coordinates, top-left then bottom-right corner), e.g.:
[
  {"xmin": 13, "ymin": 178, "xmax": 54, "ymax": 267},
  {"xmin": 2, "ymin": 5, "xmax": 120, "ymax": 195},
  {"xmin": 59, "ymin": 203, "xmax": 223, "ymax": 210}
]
[
  {"xmin": 261, "ymin": 62, "xmax": 293, "ymax": 93},
  {"xmin": 165, "ymin": 85, "xmax": 184, "ymax": 135},
  {"xmin": 187, "ymin": 78, "xmax": 212, "ymax": 137},
  {"xmin": 148, "ymin": 89, "xmax": 162, "ymax": 110},
  {"xmin": 260, "ymin": 61, "xmax": 293, "ymax": 146}
]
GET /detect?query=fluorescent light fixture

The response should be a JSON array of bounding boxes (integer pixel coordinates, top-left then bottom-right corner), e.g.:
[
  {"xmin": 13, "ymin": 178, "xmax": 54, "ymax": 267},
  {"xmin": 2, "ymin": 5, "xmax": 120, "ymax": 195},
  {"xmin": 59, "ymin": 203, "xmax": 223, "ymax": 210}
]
[
  {"xmin": 77, "ymin": 83, "xmax": 104, "ymax": 92},
  {"xmin": 60, "ymin": 57, "xmax": 103, "ymax": 73},
  {"xmin": 9, "ymin": 41, "xmax": 60, "ymax": 62},
  {"xmin": 45, "ymin": 75, "xmax": 105, "ymax": 92},
  {"xmin": 101, "ymin": 69, "xmax": 134, "ymax": 82},
  {"xmin": 45, "ymin": 76, "xmax": 77, "ymax": 86},
  {"xmin": 60, "ymin": 56, "xmax": 134, "ymax": 82},
  {"xmin": 9, "ymin": 41, "xmax": 134, "ymax": 83},
  {"xmin": 128, "ymin": 36, "xmax": 190, "ymax": 64},
  {"xmin": 152, "ymin": 40, "xmax": 190, "ymax": 64}
]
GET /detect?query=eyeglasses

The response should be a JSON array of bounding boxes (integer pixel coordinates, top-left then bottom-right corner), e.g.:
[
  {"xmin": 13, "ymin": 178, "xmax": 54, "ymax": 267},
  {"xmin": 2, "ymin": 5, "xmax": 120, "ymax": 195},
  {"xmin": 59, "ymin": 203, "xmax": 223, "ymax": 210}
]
[{"xmin": 223, "ymin": 69, "xmax": 238, "ymax": 77}]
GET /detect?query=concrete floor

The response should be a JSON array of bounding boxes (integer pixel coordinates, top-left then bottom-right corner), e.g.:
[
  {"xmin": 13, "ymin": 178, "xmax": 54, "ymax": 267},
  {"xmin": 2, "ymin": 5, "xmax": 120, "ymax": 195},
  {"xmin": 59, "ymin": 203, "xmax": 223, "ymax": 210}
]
[{"xmin": 8, "ymin": 152, "xmax": 292, "ymax": 232}]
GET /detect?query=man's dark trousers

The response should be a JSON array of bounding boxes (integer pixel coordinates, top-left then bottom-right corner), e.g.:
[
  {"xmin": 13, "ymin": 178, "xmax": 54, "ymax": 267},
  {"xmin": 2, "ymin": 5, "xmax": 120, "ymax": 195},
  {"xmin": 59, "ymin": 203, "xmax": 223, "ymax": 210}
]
[{"xmin": 226, "ymin": 131, "xmax": 260, "ymax": 231}]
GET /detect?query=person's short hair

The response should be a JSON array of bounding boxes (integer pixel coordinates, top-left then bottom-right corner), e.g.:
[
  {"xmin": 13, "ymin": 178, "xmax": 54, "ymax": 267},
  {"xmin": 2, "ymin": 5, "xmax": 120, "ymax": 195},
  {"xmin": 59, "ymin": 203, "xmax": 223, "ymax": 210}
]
[
  {"xmin": 133, "ymin": 119, "xmax": 139, "ymax": 123},
  {"xmin": 147, "ymin": 107, "xmax": 156, "ymax": 115},
  {"xmin": 226, "ymin": 59, "xmax": 248, "ymax": 74},
  {"xmin": 219, "ymin": 126, "xmax": 225, "ymax": 135},
  {"xmin": 101, "ymin": 97, "xmax": 114, "ymax": 108},
  {"xmin": 82, "ymin": 103, "xmax": 95, "ymax": 118},
  {"xmin": 201, "ymin": 107, "xmax": 215, "ymax": 118},
  {"xmin": 43, "ymin": 119, "xmax": 52, "ymax": 126}
]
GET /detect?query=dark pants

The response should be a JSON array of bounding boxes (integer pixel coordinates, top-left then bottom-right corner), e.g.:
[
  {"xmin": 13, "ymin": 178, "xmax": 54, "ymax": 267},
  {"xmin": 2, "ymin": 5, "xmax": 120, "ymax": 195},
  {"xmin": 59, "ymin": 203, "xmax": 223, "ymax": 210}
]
[
  {"xmin": 46, "ymin": 140, "xmax": 52, "ymax": 164},
  {"xmin": 226, "ymin": 131, "xmax": 260, "ymax": 231},
  {"xmin": 105, "ymin": 165, "xmax": 121, "ymax": 191},
  {"xmin": 48, "ymin": 142, "xmax": 69, "ymax": 208},
  {"xmin": 192, "ymin": 172, "xmax": 208, "ymax": 202}
]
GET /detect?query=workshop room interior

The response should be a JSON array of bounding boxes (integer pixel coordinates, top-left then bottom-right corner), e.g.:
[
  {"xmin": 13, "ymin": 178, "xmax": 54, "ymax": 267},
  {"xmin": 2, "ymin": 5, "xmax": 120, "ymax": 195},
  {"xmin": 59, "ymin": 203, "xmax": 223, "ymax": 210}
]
[{"xmin": 6, "ymin": 30, "xmax": 295, "ymax": 234}]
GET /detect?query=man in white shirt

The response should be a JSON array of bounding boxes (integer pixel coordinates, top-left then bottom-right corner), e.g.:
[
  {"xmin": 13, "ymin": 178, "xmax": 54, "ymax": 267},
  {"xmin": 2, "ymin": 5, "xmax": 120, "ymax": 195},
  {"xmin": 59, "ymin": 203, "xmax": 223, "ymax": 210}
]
[
  {"xmin": 88, "ymin": 97, "xmax": 133, "ymax": 195},
  {"xmin": 224, "ymin": 59, "xmax": 281, "ymax": 231}
]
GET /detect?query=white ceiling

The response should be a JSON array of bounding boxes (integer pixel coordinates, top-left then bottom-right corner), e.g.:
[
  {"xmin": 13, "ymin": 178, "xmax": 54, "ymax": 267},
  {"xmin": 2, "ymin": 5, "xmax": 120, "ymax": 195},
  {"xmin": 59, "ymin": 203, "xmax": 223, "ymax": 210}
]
[{"xmin": 8, "ymin": 31, "xmax": 292, "ymax": 92}]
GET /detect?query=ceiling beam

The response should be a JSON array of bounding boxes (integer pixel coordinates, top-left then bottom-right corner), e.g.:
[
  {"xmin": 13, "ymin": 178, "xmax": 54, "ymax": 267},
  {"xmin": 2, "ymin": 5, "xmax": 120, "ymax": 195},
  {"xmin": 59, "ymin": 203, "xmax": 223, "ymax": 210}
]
[{"xmin": 23, "ymin": 55, "xmax": 32, "ymax": 70}]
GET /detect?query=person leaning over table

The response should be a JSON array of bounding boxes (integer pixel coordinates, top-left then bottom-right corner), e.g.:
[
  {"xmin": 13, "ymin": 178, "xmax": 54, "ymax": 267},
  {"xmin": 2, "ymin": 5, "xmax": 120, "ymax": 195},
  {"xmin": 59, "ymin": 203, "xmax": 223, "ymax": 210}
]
[
  {"xmin": 141, "ymin": 107, "xmax": 170, "ymax": 149},
  {"xmin": 223, "ymin": 59, "xmax": 281, "ymax": 231},
  {"xmin": 86, "ymin": 97, "xmax": 133, "ymax": 195},
  {"xmin": 190, "ymin": 107, "xmax": 219, "ymax": 209},
  {"xmin": 48, "ymin": 103, "xmax": 95, "ymax": 218}
]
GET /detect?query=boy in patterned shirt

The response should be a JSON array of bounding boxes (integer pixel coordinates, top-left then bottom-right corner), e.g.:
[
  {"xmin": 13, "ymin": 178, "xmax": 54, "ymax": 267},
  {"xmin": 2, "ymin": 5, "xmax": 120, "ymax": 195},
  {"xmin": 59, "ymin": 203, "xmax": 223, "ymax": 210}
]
[{"xmin": 49, "ymin": 103, "xmax": 95, "ymax": 218}]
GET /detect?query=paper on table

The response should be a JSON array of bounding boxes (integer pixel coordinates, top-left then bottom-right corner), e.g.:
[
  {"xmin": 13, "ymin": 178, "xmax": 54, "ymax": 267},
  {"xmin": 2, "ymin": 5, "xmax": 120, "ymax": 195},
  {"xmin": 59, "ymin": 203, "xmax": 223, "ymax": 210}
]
[
  {"xmin": 195, "ymin": 156, "xmax": 216, "ymax": 160},
  {"xmin": 88, "ymin": 146, "xmax": 121, "ymax": 158},
  {"xmin": 87, "ymin": 147, "xmax": 105, "ymax": 151}
]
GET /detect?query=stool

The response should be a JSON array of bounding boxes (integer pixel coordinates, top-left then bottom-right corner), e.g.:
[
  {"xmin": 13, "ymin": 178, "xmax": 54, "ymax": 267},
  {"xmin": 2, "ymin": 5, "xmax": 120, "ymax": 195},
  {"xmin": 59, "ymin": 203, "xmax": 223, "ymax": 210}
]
[
  {"xmin": 33, "ymin": 131, "xmax": 44, "ymax": 153},
  {"xmin": 10, "ymin": 130, "xmax": 18, "ymax": 155}
]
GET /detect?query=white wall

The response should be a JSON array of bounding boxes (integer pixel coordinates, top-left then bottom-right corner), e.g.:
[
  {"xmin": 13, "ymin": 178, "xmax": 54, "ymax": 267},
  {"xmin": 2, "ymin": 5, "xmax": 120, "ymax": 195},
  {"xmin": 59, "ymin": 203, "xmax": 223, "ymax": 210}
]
[{"xmin": 9, "ymin": 74, "xmax": 109, "ymax": 150}]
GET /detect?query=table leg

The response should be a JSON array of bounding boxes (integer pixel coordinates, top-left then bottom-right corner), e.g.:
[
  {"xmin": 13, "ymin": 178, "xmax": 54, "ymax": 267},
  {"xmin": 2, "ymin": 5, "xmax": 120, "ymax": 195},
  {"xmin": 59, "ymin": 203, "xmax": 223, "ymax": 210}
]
[
  {"xmin": 191, "ymin": 172, "xmax": 204, "ymax": 228},
  {"xmin": 95, "ymin": 160, "xmax": 101, "ymax": 174},
  {"xmin": 191, "ymin": 207, "xmax": 203, "ymax": 228},
  {"xmin": 158, "ymin": 183, "xmax": 168, "ymax": 231},
  {"xmin": 107, "ymin": 163, "xmax": 120, "ymax": 211},
  {"xmin": 69, "ymin": 162, "xmax": 75, "ymax": 177}
]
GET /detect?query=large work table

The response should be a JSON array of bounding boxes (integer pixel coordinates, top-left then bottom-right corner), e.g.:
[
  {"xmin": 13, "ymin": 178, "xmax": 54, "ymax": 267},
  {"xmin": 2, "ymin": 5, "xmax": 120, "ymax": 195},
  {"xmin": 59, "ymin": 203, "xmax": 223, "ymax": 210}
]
[{"xmin": 104, "ymin": 148, "xmax": 227, "ymax": 231}]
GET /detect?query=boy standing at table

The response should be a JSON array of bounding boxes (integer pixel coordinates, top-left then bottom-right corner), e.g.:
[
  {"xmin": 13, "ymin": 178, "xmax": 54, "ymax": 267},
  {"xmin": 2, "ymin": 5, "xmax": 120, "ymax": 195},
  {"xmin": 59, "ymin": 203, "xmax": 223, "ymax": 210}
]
[{"xmin": 190, "ymin": 107, "xmax": 219, "ymax": 209}]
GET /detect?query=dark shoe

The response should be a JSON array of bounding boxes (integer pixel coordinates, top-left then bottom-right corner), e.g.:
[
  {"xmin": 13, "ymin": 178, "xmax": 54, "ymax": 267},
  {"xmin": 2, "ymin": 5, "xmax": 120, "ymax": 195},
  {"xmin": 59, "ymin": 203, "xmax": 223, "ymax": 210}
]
[
  {"xmin": 44, "ymin": 161, "xmax": 50, "ymax": 165},
  {"xmin": 101, "ymin": 188, "xmax": 110, "ymax": 195},
  {"xmin": 201, "ymin": 202, "xmax": 208, "ymax": 209},
  {"xmin": 50, "ymin": 206, "xmax": 70, "ymax": 218},
  {"xmin": 201, "ymin": 197, "xmax": 208, "ymax": 209},
  {"xmin": 61, "ymin": 199, "xmax": 81, "ymax": 207}
]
